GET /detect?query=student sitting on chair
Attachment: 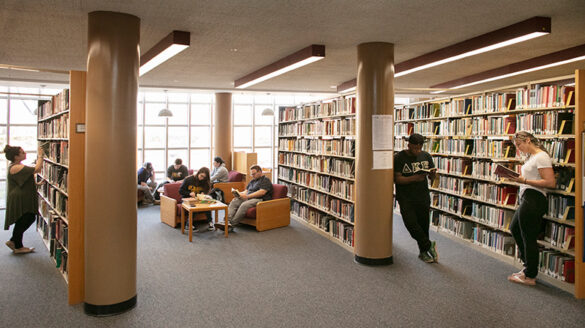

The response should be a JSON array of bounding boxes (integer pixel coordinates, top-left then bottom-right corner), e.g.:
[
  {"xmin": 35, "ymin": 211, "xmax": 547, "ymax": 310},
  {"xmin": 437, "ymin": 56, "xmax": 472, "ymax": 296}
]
[
  {"xmin": 137, "ymin": 162, "xmax": 157, "ymax": 205},
  {"xmin": 179, "ymin": 167, "xmax": 215, "ymax": 232}
]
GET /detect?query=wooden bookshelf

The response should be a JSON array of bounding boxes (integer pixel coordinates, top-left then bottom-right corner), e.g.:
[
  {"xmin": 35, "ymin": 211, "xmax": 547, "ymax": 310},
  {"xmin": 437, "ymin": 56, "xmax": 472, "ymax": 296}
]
[
  {"xmin": 36, "ymin": 71, "xmax": 85, "ymax": 305},
  {"xmin": 277, "ymin": 97, "xmax": 356, "ymax": 251},
  {"xmin": 395, "ymin": 74, "xmax": 583, "ymax": 297}
]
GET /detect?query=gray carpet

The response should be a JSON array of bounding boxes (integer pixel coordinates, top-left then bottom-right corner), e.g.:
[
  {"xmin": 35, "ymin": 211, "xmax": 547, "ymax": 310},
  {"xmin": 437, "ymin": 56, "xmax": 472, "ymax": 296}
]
[{"xmin": 1, "ymin": 207, "xmax": 584, "ymax": 327}]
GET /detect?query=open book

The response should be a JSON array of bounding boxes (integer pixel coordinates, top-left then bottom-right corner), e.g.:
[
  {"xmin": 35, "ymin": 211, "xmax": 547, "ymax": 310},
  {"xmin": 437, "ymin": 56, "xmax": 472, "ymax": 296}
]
[
  {"xmin": 416, "ymin": 167, "xmax": 437, "ymax": 174},
  {"xmin": 231, "ymin": 188, "xmax": 242, "ymax": 199},
  {"xmin": 494, "ymin": 164, "xmax": 519, "ymax": 178}
]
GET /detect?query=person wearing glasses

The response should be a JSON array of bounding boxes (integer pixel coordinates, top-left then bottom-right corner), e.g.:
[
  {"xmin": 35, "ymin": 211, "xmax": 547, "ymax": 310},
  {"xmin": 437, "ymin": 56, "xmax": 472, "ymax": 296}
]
[
  {"xmin": 506, "ymin": 131, "xmax": 556, "ymax": 286},
  {"xmin": 394, "ymin": 133, "xmax": 438, "ymax": 263},
  {"xmin": 215, "ymin": 165, "xmax": 272, "ymax": 232}
]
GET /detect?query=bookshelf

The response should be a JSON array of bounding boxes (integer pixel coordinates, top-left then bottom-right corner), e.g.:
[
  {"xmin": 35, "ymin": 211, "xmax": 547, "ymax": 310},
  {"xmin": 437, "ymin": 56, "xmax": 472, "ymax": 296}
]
[
  {"xmin": 394, "ymin": 73, "xmax": 583, "ymax": 297},
  {"xmin": 36, "ymin": 71, "xmax": 85, "ymax": 304},
  {"xmin": 277, "ymin": 97, "xmax": 357, "ymax": 251}
]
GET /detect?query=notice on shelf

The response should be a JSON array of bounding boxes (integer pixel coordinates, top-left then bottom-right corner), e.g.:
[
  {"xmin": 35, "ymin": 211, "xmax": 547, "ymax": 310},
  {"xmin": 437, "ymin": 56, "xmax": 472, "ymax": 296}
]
[
  {"xmin": 372, "ymin": 115, "xmax": 393, "ymax": 150},
  {"xmin": 372, "ymin": 150, "xmax": 393, "ymax": 170}
]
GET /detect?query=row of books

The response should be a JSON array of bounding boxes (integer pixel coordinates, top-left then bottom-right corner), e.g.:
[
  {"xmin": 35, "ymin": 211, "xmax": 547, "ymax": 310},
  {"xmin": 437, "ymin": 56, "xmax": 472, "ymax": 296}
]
[
  {"xmin": 39, "ymin": 183, "xmax": 68, "ymax": 217},
  {"xmin": 286, "ymin": 182, "xmax": 354, "ymax": 222},
  {"xmin": 36, "ymin": 213, "xmax": 69, "ymax": 274},
  {"xmin": 278, "ymin": 138, "xmax": 355, "ymax": 157},
  {"xmin": 544, "ymin": 222, "xmax": 575, "ymax": 250},
  {"xmin": 395, "ymin": 84, "xmax": 574, "ymax": 120},
  {"xmin": 278, "ymin": 166, "xmax": 354, "ymax": 201},
  {"xmin": 421, "ymin": 139, "xmax": 517, "ymax": 159},
  {"xmin": 278, "ymin": 153, "xmax": 355, "ymax": 179},
  {"xmin": 37, "ymin": 89, "xmax": 70, "ymax": 119},
  {"xmin": 548, "ymin": 194, "xmax": 575, "ymax": 221},
  {"xmin": 38, "ymin": 114, "xmax": 69, "ymax": 139},
  {"xmin": 279, "ymin": 118, "xmax": 356, "ymax": 136},
  {"xmin": 515, "ymin": 111, "xmax": 573, "ymax": 135},
  {"xmin": 43, "ymin": 141, "xmax": 69, "ymax": 165},
  {"xmin": 542, "ymin": 139, "xmax": 575, "ymax": 164},
  {"xmin": 432, "ymin": 211, "xmax": 575, "ymax": 284},
  {"xmin": 291, "ymin": 202, "xmax": 355, "ymax": 246},
  {"xmin": 278, "ymin": 97, "xmax": 356, "ymax": 122},
  {"xmin": 41, "ymin": 162, "xmax": 68, "ymax": 192}
]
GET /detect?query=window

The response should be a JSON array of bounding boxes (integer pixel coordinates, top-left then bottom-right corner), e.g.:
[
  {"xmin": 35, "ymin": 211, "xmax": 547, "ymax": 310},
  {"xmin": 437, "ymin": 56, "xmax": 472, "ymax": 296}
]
[
  {"xmin": 10, "ymin": 99, "xmax": 37, "ymax": 124},
  {"xmin": 144, "ymin": 126, "xmax": 165, "ymax": 148},
  {"xmin": 169, "ymin": 127, "xmax": 189, "ymax": 148},
  {"xmin": 190, "ymin": 149, "xmax": 210, "ymax": 171}
]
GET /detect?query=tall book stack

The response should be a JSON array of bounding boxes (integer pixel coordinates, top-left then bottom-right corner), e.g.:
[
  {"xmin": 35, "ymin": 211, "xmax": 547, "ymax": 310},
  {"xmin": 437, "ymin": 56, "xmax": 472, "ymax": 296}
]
[
  {"xmin": 35, "ymin": 71, "xmax": 85, "ymax": 305},
  {"xmin": 394, "ymin": 75, "xmax": 581, "ymax": 295},
  {"xmin": 277, "ymin": 96, "xmax": 356, "ymax": 251}
]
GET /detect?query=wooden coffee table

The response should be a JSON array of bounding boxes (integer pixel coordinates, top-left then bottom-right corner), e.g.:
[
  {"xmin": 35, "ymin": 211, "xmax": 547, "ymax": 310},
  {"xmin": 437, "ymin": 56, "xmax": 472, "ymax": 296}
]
[{"xmin": 180, "ymin": 201, "xmax": 229, "ymax": 241}]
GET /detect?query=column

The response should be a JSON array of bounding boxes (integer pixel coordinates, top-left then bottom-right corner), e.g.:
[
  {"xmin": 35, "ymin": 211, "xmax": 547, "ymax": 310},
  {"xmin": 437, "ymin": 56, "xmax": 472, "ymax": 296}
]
[
  {"xmin": 84, "ymin": 11, "xmax": 140, "ymax": 315},
  {"xmin": 214, "ymin": 92, "xmax": 233, "ymax": 170},
  {"xmin": 354, "ymin": 42, "xmax": 395, "ymax": 265}
]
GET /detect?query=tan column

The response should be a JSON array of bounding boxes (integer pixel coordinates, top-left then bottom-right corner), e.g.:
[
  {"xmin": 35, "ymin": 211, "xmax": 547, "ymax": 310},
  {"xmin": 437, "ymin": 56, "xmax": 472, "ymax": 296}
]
[
  {"xmin": 354, "ymin": 42, "xmax": 394, "ymax": 265},
  {"xmin": 84, "ymin": 11, "xmax": 140, "ymax": 315},
  {"xmin": 214, "ymin": 92, "xmax": 233, "ymax": 169}
]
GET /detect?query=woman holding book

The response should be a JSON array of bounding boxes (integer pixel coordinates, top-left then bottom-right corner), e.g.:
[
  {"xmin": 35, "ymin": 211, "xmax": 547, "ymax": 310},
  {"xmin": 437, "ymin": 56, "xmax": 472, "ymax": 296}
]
[
  {"xmin": 4, "ymin": 144, "xmax": 44, "ymax": 254},
  {"xmin": 179, "ymin": 167, "xmax": 215, "ymax": 232},
  {"xmin": 506, "ymin": 131, "xmax": 556, "ymax": 285}
]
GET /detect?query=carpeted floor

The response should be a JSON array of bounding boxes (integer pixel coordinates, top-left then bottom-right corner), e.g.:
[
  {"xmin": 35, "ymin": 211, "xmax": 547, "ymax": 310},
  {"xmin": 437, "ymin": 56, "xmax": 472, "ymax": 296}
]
[{"xmin": 1, "ymin": 206, "xmax": 584, "ymax": 327}]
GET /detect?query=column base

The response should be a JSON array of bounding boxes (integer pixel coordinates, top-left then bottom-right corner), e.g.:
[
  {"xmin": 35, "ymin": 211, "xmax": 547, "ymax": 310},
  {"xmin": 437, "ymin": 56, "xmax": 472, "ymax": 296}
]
[
  {"xmin": 354, "ymin": 254, "xmax": 393, "ymax": 266},
  {"xmin": 84, "ymin": 295, "xmax": 137, "ymax": 316}
]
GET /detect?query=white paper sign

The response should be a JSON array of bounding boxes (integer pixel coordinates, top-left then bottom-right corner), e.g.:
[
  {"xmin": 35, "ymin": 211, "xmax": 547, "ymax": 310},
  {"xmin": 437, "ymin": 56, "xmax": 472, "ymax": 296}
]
[
  {"xmin": 372, "ymin": 115, "xmax": 393, "ymax": 150},
  {"xmin": 372, "ymin": 150, "xmax": 393, "ymax": 170}
]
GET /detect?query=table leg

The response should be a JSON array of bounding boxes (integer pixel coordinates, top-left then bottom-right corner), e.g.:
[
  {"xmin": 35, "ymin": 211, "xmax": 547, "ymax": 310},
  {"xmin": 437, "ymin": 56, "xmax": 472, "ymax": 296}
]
[
  {"xmin": 189, "ymin": 211, "xmax": 193, "ymax": 242},
  {"xmin": 224, "ymin": 208, "xmax": 228, "ymax": 238},
  {"xmin": 181, "ymin": 207, "xmax": 185, "ymax": 234}
]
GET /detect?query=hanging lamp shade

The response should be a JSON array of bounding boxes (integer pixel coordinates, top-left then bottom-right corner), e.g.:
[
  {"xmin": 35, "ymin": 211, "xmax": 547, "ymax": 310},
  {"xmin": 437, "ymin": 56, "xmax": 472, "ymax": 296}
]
[
  {"xmin": 158, "ymin": 108, "xmax": 173, "ymax": 117},
  {"xmin": 261, "ymin": 108, "xmax": 274, "ymax": 116}
]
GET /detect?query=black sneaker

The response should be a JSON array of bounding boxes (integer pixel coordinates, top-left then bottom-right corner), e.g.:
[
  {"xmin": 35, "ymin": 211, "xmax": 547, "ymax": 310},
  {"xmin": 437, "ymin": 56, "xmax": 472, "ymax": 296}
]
[
  {"xmin": 428, "ymin": 241, "xmax": 439, "ymax": 263},
  {"xmin": 214, "ymin": 222, "xmax": 234, "ymax": 232},
  {"xmin": 418, "ymin": 251, "xmax": 434, "ymax": 263}
]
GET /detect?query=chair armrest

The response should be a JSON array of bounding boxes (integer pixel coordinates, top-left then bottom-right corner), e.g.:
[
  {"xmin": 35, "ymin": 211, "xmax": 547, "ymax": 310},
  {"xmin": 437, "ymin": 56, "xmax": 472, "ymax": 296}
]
[
  {"xmin": 160, "ymin": 195, "xmax": 178, "ymax": 227},
  {"xmin": 214, "ymin": 181, "xmax": 246, "ymax": 204},
  {"xmin": 255, "ymin": 197, "xmax": 291, "ymax": 231}
]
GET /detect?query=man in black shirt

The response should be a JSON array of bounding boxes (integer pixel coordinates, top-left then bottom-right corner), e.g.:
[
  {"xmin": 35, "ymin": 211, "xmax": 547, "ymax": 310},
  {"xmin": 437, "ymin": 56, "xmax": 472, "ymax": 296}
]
[
  {"xmin": 215, "ymin": 165, "xmax": 273, "ymax": 232},
  {"xmin": 394, "ymin": 133, "xmax": 439, "ymax": 263}
]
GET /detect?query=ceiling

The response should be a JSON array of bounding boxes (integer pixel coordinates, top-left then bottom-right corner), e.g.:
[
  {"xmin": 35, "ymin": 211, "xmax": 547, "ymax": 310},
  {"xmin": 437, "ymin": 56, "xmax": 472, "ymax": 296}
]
[{"xmin": 1, "ymin": 0, "xmax": 585, "ymax": 97}]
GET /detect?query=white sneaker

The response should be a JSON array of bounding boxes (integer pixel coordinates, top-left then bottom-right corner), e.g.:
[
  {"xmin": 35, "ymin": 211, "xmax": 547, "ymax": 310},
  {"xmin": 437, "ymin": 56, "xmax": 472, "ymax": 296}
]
[{"xmin": 207, "ymin": 222, "xmax": 215, "ymax": 231}]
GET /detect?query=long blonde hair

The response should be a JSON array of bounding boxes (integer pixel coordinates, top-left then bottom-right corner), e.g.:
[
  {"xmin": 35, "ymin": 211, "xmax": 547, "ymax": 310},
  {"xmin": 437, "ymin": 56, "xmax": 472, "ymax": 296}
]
[{"xmin": 514, "ymin": 131, "xmax": 548, "ymax": 157}]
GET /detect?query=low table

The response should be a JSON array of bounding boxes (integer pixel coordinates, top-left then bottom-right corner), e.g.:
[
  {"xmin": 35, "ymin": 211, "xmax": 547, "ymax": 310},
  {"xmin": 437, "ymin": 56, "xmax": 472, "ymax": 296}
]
[{"xmin": 181, "ymin": 201, "xmax": 229, "ymax": 241}]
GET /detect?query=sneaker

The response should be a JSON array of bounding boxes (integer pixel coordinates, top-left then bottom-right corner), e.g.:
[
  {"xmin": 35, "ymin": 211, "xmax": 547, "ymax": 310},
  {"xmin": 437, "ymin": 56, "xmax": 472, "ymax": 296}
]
[
  {"xmin": 508, "ymin": 274, "xmax": 536, "ymax": 286},
  {"xmin": 214, "ymin": 222, "xmax": 234, "ymax": 232},
  {"xmin": 5, "ymin": 241, "xmax": 15, "ymax": 251},
  {"xmin": 153, "ymin": 199, "xmax": 161, "ymax": 205},
  {"xmin": 428, "ymin": 241, "xmax": 439, "ymax": 263},
  {"xmin": 418, "ymin": 251, "xmax": 434, "ymax": 263},
  {"xmin": 13, "ymin": 247, "xmax": 35, "ymax": 254},
  {"xmin": 207, "ymin": 222, "xmax": 215, "ymax": 231}
]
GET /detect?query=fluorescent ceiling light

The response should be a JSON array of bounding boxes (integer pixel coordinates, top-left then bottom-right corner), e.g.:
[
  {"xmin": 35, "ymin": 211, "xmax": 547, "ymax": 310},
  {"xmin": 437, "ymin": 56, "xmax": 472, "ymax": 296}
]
[
  {"xmin": 235, "ymin": 45, "xmax": 325, "ymax": 89},
  {"xmin": 430, "ymin": 44, "xmax": 585, "ymax": 90},
  {"xmin": 395, "ymin": 16, "xmax": 551, "ymax": 77},
  {"xmin": 140, "ymin": 30, "xmax": 190, "ymax": 76}
]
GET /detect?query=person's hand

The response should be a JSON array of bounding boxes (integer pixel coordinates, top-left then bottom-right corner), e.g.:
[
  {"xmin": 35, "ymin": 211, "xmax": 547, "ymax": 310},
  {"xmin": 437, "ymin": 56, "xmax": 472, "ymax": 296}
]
[
  {"xmin": 190, "ymin": 192, "xmax": 196, "ymax": 198},
  {"xmin": 240, "ymin": 193, "xmax": 249, "ymax": 200},
  {"xmin": 507, "ymin": 175, "xmax": 524, "ymax": 184},
  {"xmin": 141, "ymin": 182, "xmax": 148, "ymax": 187}
]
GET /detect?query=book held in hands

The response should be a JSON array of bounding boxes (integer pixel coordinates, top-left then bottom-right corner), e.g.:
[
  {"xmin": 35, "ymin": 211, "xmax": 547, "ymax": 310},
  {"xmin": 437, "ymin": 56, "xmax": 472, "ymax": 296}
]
[
  {"xmin": 231, "ymin": 188, "xmax": 241, "ymax": 199},
  {"xmin": 494, "ymin": 164, "xmax": 519, "ymax": 178}
]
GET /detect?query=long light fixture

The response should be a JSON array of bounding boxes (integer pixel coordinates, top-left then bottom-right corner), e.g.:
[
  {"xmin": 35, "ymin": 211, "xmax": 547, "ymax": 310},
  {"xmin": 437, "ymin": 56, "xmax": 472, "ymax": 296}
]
[
  {"xmin": 140, "ymin": 30, "xmax": 190, "ymax": 76},
  {"xmin": 336, "ymin": 78, "xmax": 357, "ymax": 93},
  {"xmin": 430, "ymin": 44, "xmax": 585, "ymax": 92},
  {"xmin": 395, "ymin": 16, "xmax": 551, "ymax": 77},
  {"xmin": 235, "ymin": 44, "xmax": 325, "ymax": 89}
]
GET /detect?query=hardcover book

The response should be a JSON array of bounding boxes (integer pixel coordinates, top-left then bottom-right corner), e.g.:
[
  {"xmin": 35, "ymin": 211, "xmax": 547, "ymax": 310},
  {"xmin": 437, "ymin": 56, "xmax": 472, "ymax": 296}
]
[{"xmin": 494, "ymin": 164, "xmax": 519, "ymax": 178}]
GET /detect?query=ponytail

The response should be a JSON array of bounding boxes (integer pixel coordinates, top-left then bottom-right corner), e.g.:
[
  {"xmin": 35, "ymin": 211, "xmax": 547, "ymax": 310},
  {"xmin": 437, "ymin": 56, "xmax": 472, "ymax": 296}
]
[{"xmin": 514, "ymin": 131, "xmax": 549, "ymax": 158}]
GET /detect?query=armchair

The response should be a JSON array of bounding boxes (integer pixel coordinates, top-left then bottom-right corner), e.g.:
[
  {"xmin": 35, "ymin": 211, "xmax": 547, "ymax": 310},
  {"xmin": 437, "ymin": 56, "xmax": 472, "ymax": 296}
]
[
  {"xmin": 213, "ymin": 171, "xmax": 246, "ymax": 204},
  {"xmin": 239, "ymin": 184, "xmax": 290, "ymax": 232}
]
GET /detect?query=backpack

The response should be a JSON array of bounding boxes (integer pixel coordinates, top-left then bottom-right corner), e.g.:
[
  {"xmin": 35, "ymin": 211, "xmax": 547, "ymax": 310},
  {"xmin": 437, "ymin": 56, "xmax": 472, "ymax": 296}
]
[{"xmin": 209, "ymin": 188, "xmax": 224, "ymax": 203}]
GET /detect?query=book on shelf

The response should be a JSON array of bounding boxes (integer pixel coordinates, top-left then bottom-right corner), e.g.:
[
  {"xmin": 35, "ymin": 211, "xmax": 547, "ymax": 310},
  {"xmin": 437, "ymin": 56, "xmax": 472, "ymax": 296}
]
[
  {"xmin": 494, "ymin": 164, "xmax": 519, "ymax": 178},
  {"xmin": 39, "ymin": 141, "xmax": 51, "ymax": 155}
]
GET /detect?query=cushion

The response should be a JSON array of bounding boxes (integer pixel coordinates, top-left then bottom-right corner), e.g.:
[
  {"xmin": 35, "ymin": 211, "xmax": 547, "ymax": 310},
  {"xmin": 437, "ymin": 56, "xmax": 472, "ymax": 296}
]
[
  {"xmin": 188, "ymin": 169, "xmax": 194, "ymax": 176},
  {"xmin": 228, "ymin": 171, "xmax": 244, "ymax": 182},
  {"xmin": 245, "ymin": 207, "xmax": 256, "ymax": 218},
  {"xmin": 163, "ymin": 182, "xmax": 182, "ymax": 202},
  {"xmin": 272, "ymin": 184, "xmax": 287, "ymax": 199}
]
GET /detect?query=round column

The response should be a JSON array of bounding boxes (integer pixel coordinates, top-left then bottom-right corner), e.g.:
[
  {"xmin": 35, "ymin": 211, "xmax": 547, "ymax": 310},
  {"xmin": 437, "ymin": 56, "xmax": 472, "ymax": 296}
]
[
  {"xmin": 214, "ymin": 92, "xmax": 233, "ymax": 169},
  {"xmin": 85, "ymin": 11, "xmax": 140, "ymax": 315},
  {"xmin": 354, "ymin": 42, "xmax": 395, "ymax": 265}
]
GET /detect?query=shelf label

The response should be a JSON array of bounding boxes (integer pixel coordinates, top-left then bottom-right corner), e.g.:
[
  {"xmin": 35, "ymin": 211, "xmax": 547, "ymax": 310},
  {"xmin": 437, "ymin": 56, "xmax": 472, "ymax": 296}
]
[
  {"xmin": 76, "ymin": 123, "xmax": 86, "ymax": 133},
  {"xmin": 372, "ymin": 114, "xmax": 393, "ymax": 150}
]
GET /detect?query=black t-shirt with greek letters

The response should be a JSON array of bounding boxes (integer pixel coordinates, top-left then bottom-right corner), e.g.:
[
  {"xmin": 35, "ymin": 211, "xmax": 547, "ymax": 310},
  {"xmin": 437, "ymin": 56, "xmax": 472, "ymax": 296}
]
[{"xmin": 394, "ymin": 150, "xmax": 434, "ymax": 202}]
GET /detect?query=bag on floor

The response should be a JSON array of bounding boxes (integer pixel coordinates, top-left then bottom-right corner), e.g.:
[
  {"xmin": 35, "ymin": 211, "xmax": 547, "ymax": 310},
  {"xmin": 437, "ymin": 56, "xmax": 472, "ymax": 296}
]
[{"xmin": 209, "ymin": 188, "xmax": 224, "ymax": 203}]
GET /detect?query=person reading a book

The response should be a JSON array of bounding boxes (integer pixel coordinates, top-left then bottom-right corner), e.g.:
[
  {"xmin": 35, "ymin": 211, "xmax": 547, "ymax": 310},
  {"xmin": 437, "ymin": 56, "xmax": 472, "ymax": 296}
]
[
  {"xmin": 505, "ymin": 131, "xmax": 556, "ymax": 286},
  {"xmin": 215, "ymin": 165, "xmax": 272, "ymax": 232},
  {"xmin": 393, "ymin": 133, "xmax": 439, "ymax": 263},
  {"xmin": 4, "ymin": 144, "xmax": 44, "ymax": 254},
  {"xmin": 179, "ymin": 167, "xmax": 215, "ymax": 232},
  {"xmin": 137, "ymin": 162, "xmax": 158, "ymax": 205},
  {"xmin": 210, "ymin": 156, "xmax": 229, "ymax": 184}
]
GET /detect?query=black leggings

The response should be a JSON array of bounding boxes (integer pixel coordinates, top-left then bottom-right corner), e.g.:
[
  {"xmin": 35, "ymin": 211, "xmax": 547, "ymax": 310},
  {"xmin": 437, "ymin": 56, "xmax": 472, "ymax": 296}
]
[
  {"xmin": 10, "ymin": 212, "xmax": 37, "ymax": 249},
  {"xmin": 510, "ymin": 189, "xmax": 547, "ymax": 278},
  {"xmin": 398, "ymin": 199, "xmax": 431, "ymax": 253}
]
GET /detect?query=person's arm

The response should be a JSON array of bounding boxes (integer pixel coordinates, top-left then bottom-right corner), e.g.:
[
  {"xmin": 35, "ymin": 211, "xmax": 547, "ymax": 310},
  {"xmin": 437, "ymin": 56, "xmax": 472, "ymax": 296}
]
[
  {"xmin": 34, "ymin": 147, "xmax": 44, "ymax": 173},
  {"xmin": 179, "ymin": 179, "xmax": 191, "ymax": 198},
  {"xmin": 166, "ymin": 167, "xmax": 174, "ymax": 182},
  {"xmin": 395, "ymin": 171, "xmax": 427, "ymax": 184},
  {"xmin": 150, "ymin": 171, "xmax": 156, "ymax": 182},
  {"xmin": 510, "ymin": 167, "xmax": 556, "ymax": 189},
  {"xmin": 242, "ymin": 188, "xmax": 266, "ymax": 200},
  {"xmin": 428, "ymin": 168, "xmax": 437, "ymax": 182}
]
